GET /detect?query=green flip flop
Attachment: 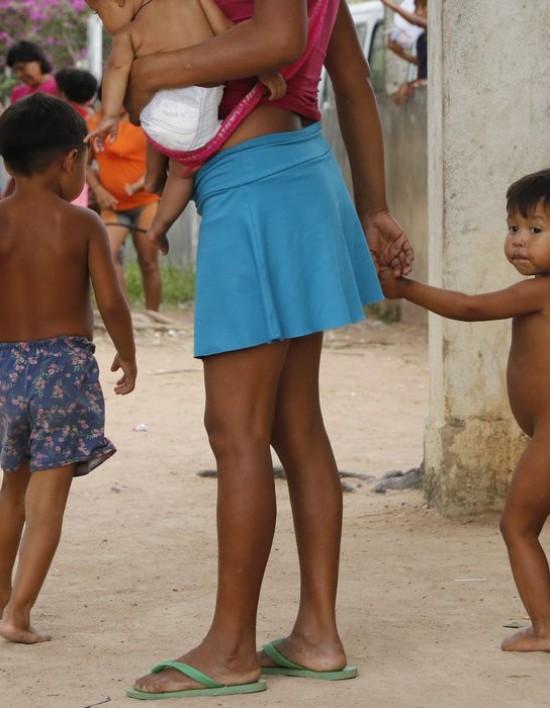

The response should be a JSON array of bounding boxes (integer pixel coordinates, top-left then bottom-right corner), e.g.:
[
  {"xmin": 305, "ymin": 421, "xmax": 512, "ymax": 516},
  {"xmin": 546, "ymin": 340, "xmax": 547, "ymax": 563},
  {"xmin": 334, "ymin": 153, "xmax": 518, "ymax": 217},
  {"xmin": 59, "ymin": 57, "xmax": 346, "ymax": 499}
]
[
  {"xmin": 261, "ymin": 640, "xmax": 358, "ymax": 681},
  {"xmin": 126, "ymin": 660, "xmax": 267, "ymax": 700}
]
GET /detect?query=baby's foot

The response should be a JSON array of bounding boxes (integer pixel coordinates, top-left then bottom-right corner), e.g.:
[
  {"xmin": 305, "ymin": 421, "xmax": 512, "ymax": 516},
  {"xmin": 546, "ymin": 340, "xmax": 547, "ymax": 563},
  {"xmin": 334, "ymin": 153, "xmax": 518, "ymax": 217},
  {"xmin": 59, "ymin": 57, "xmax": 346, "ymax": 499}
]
[
  {"xmin": 501, "ymin": 626, "xmax": 550, "ymax": 652},
  {"xmin": 0, "ymin": 618, "xmax": 52, "ymax": 644}
]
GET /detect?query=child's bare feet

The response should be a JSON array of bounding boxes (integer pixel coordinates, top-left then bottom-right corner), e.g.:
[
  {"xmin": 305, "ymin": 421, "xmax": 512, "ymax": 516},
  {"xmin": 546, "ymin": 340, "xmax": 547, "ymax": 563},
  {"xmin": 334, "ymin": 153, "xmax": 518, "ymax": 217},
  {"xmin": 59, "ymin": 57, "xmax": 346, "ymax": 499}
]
[
  {"xmin": 0, "ymin": 617, "xmax": 52, "ymax": 644},
  {"xmin": 501, "ymin": 626, "xmax": 550, "ymax": 652}
]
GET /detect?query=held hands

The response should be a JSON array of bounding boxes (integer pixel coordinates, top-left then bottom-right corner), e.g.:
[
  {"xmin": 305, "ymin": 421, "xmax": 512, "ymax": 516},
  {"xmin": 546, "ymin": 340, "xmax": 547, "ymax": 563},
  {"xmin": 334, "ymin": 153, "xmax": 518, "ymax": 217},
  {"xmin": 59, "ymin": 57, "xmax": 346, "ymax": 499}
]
[
  {"xmin": 85, "ymin": 115, "xmax": 120, "ymax": 152},
  {"xmin": 111, "ymin": 353, "xmax": 137, "ymax": 395},
  {"xmin": 378, "ymin": 267, "xmax": 404, "ymax": 299},
  {"xmin": 365, "ymin": 211, "xmax": 414, "ymax": 277},
  {"xmin": 258, "ymin": 71, "xmax": 287, "ymax": 101}
]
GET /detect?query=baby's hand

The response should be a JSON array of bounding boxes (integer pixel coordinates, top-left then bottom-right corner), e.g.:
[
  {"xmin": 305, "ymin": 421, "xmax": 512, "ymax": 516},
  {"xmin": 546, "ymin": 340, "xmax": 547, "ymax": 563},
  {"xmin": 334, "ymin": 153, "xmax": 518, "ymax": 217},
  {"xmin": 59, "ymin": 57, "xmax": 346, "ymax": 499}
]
[
  {"xmin": 85, "ymin": 116, "xmax": 119, "ymax": 151},
  {"xmin": 111, "ymin": 354, "xmax": 137, "ymax": 395},
  {"xmin": 258, "ymin": 71, "xmax": 287, "ymax": 101},
  {"xmin": 378, "ymin": 267, "xmax": 403, "ymax": 300}
]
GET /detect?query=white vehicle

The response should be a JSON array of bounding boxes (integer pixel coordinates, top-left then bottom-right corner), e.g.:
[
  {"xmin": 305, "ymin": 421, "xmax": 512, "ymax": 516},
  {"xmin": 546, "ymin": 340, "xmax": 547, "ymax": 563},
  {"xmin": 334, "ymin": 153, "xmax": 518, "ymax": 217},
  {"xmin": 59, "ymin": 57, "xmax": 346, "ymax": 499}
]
[{"xmin": 319, "ymin": 1, "xmax": 385, "ymax": 107}]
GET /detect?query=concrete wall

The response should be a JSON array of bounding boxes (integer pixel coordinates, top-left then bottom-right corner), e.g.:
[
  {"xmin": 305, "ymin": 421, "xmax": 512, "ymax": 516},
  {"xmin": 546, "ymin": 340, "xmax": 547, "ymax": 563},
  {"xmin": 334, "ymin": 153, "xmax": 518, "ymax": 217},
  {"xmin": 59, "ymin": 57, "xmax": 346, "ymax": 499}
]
[{"xmin": 425, "ymin": 0, "xmax": 550, "ymax": 515}]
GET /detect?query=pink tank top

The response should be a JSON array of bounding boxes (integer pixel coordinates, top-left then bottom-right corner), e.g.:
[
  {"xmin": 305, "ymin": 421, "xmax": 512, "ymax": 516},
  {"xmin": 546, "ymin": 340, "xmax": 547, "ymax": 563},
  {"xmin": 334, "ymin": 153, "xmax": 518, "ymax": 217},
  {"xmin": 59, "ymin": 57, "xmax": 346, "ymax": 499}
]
[{"xmin": 216, "ymin": 0, "xmax": 340, "ymax": 122}]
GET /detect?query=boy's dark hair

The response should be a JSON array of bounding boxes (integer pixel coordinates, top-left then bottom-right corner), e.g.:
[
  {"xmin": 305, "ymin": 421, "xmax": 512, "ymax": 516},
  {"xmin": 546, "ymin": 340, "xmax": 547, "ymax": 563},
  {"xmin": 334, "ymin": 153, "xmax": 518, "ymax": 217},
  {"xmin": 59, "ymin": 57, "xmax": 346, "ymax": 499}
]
[
  {"xmin": 56, "ymin": 68, "xmax": 98, "ymax": 105},
  {"xmin": 0, "ymin": 94, "xmax": 87, "ymax": 176},
  {"xmin": 507, "ymin": 169, "xmax": 550, "ymax": 217},
  {"xmin": 6, "ymin": 40, "xmax": 53, "ymax": 74}
]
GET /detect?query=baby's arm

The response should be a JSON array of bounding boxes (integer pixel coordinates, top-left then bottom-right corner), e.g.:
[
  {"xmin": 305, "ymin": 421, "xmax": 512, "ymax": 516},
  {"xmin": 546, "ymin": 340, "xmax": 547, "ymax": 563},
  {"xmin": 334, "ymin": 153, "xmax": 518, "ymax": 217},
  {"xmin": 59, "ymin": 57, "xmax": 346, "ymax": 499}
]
[
  {"xmin": 86, "ymin": 212, "xmax": 137, "ymax": 393},
  {"xmin": 379, "ymin": 269, "xmax": 549, "ymax": 321},
  {"xmin": 86, "ymin": 32, "xmax": 134, "ymax": 148},
  {"xmin": 199, "ymin": 0, "xmax": 286, "ymax": 100}
]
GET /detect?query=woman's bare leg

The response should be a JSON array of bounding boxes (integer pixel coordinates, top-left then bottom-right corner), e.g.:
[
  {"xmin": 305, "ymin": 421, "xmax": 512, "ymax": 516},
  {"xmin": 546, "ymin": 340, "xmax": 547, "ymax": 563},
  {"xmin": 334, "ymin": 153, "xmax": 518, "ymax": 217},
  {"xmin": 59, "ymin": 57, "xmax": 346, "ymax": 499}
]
[
  {"xmin": 0, "ymin": 464, "xmax": 30, "ymax": 618},
  {"xmin": 100, "ymin": 210, "xmax": 130, "ymax": 296},
  {"xmin": 133, "ymin": 341, "xmax": 290, "ymax": 694},
  {"xmin": 0, "ymin": 464, "xmax": 74, "ymax": 644},
  {"xmin": 133, "ymin": 202, "xmax": 162, "ymax": 311},
  {"xmin": 261, "ymin": 332, "xmax": 348, "ymax": 669},
  {"xmin": 500, "ymin": 430, "xmax": 550, "ymax": 651}
]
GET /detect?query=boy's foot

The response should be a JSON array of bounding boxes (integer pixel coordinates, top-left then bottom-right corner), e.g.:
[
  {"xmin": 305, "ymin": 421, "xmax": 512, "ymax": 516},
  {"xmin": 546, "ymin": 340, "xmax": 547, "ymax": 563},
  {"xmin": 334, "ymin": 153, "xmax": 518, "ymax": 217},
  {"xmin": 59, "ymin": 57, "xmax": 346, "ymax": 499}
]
[
  {"xmin": 501, "ymin": 627, "xmax": 550, "ymax": 652},
  {"xmin": 0, "ymin": 618, "xmax": 52, "ymax": 644}
]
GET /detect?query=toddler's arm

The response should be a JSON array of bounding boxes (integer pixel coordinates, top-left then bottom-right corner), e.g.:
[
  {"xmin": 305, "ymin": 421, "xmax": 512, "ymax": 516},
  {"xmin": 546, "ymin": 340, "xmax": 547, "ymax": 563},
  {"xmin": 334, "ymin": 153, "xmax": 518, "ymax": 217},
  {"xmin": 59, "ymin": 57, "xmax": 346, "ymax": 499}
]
[
  {"xmin": 379, "ymin": 268, "xmax": 549, "ymax": 321},
  {"xmin": 86, "ymin": 212, "xmax": 137, "ymax": 394},
  {"xmin": 86, "ymin": 32, "xmax": 134, "ymax": 149}
]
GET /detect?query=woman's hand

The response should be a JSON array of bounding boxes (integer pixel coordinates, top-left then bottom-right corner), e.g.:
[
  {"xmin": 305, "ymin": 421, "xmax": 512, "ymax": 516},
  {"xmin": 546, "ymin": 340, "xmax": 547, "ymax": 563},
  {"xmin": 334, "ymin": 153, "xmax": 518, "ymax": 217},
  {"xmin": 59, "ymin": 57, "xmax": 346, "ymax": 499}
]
[
  {"xmin": 365, "ymin": 211, "xmax": 414, "ymax": 277},
  {"xmin": 92, "ymin": 184, "xmax": 119, "ymax": 211}
]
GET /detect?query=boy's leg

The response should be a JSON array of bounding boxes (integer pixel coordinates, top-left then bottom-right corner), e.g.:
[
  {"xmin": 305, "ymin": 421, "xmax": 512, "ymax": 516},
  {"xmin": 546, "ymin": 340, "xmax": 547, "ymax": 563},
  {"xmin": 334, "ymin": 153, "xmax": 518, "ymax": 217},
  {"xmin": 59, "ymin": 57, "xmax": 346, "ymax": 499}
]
[
  {"xmin": 132, "ymin": 340, "xmax": 289, "ymax": 695},
  {"xmin": 500, "ymin": 430, "xmax": 550, "ymax": 651},
  {"xmin": 144, "ymin": 143, "xmax": 169, "ymax": 195},
  {"xmin": 133, "ymin": 202, "xmax": 163, "ymax": 311},
  {"xmin": 146, "ymin": 160, "xmax": 195, "ymax": 256},
  {"xmin": 0, "ymin": 463, "xmax": 31, "ymax": 617},
  {"xmin": 261, "ymin": 332, "xmax": 348, "ymax": 670},
  {"xmin": 0, "ymin": 463, "xmax": 74, "ymax": 644}
]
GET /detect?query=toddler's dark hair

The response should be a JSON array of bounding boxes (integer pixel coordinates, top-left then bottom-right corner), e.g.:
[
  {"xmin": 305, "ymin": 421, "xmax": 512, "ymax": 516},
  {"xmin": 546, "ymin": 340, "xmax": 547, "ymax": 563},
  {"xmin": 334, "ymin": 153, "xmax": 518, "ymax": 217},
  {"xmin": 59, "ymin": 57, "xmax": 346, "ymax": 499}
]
[
  {"xmin": 506, "ymin": 169, "xmax": 550, "ymax": 217},
  {"xmin": 56, "ymin": 68, "xmax": 98, "ymax": 105},
  {"xmin": 6, "ymin": 40, "xmax": 53, "ymax": 74},
  {"xmin": 0, "ymin": 94, "xmax": 87, "ymax": 176}
]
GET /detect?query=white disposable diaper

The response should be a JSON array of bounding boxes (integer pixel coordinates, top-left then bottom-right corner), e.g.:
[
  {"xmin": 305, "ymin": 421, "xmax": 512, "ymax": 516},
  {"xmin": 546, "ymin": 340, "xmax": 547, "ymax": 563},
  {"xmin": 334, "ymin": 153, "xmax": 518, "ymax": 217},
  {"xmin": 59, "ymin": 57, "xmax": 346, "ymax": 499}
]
[{"xmin": 140, "ymin": 85, "xmax": 224, "ymax": 152}]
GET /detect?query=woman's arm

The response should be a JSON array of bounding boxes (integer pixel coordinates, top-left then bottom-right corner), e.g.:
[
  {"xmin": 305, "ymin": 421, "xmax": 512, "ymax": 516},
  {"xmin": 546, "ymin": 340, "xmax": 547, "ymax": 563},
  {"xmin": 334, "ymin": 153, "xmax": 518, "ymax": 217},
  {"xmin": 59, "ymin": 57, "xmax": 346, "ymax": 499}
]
[
  {"xmin": 126, "ymin": 0, "xmax": 307, "ymax": 119},
  {"xmin": 381, "ymin": 0, "xmax": 428, "ymax": 29},
  {"xmin": 325, "ymin": 1, "xmax": 413, "ymax": 276}
]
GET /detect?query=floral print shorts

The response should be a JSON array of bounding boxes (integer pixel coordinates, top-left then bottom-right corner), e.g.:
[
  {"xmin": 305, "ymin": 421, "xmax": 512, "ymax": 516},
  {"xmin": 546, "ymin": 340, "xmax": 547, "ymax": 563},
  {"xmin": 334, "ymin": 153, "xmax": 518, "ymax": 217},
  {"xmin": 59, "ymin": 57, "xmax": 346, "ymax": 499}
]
[{"xmin": 0, "ymin": 336, "xmax": 116, "ymax": 476}]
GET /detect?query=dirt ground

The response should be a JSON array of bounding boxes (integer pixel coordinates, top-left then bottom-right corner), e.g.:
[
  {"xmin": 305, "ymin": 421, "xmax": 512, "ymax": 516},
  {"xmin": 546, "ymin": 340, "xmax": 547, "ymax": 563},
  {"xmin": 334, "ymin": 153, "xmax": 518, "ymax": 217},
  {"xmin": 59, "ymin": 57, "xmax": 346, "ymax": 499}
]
[{"xmin": 2, "ymin": 309, "xmax": 549, "ymax": 708}]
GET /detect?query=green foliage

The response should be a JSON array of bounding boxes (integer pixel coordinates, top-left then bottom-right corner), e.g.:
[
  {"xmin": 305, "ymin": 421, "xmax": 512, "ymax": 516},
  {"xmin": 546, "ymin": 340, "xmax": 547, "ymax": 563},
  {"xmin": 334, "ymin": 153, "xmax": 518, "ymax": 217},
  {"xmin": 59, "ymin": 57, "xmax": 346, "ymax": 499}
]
[{"xmin": 124, "ymin": 263, "xmax": 195, "ymax": 307}]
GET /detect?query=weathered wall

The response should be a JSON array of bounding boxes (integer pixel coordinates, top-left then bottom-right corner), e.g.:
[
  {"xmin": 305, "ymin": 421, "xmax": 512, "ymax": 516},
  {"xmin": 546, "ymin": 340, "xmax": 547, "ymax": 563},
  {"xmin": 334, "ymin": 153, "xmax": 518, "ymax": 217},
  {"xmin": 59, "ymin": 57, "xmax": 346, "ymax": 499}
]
[{"xmin": 425, "ymin": 0, "xmax": 550, "ymax": 515}]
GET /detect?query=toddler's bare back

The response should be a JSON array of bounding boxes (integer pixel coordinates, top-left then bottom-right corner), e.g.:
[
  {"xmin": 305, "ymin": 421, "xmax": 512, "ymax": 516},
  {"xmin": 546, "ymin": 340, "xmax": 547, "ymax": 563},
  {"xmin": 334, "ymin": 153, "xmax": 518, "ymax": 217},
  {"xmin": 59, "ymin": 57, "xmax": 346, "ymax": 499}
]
[{"xmin": 128, "ymin": 0, "xmax": 215, "ymax": 58}]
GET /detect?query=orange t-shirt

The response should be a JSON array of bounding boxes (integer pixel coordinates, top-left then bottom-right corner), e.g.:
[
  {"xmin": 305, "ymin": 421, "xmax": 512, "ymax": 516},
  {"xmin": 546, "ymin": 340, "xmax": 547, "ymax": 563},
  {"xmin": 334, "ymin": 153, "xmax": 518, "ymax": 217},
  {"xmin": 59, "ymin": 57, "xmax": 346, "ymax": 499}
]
[{"xmin": 88, "ymin": 114, "xmax": 159, "ymax": 211}]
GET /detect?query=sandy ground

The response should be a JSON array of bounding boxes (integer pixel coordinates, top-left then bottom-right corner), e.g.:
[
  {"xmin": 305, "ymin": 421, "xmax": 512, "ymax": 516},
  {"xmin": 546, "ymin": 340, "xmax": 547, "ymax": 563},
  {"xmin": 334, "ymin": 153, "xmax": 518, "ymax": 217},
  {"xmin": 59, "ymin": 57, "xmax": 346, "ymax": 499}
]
[{"xmin": 2, "ymin": 310, "xmax": 549, "ymax": 708}]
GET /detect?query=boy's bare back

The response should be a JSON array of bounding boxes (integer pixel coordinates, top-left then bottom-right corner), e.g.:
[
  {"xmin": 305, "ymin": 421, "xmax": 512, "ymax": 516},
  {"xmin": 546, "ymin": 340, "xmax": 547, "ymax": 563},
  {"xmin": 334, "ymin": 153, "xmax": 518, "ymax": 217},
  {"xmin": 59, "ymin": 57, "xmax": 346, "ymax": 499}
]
[
  {"xmin": 126, "ymin": 0, "xmax": 217, "ymax": 59},
  {"xmin": 0, "ymin": 193, "xmax": 118, "ymax": 343}
]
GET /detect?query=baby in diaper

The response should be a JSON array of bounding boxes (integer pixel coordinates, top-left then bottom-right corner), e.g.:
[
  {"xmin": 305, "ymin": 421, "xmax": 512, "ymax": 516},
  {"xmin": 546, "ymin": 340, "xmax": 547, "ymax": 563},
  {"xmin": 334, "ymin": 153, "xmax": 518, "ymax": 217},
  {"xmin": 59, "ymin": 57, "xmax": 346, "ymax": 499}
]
[{"xmin": 85, "ymin": 0, "xmax": 286, "ymax": 252}]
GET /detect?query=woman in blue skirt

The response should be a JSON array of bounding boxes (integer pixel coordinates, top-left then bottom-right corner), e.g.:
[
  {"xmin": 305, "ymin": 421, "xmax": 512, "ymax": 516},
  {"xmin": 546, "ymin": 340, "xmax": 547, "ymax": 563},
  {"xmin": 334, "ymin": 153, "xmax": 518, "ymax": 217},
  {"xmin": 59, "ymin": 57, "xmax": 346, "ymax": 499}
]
[{"xmin": 126, "ymin": 0, "xmax": 414, "ymax": 699}]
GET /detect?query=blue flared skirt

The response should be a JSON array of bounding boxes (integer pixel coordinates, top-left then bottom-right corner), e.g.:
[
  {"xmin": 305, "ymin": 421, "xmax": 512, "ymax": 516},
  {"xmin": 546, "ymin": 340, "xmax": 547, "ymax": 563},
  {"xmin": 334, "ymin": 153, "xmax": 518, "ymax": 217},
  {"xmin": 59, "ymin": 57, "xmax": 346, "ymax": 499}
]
[{"xmin": 192, "ymin": 122, "xmax": 382, "ymax": 357}]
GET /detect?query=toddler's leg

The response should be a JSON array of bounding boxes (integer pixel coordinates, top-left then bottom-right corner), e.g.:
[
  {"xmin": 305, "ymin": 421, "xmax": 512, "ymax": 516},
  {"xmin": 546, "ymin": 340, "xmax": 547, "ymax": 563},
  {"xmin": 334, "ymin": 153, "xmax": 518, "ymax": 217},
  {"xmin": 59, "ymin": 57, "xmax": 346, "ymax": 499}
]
[
  {"xmin": 144, "ymin": 143, "xmax": 169, "ymax": 196},
  {"xmin": 500, "ymin": 430, "xmax": 550, "ymax": 651},
  {"xmin": 0, "ymin": 463, "xmax": 74, "ymax": 644},
  {"xmin": 147, "ymin": 160, "xmax": 195, "ymax": 255},
  {"xmin": 0, "ymin": 464, "xmax": 30, "ymax": 618}
]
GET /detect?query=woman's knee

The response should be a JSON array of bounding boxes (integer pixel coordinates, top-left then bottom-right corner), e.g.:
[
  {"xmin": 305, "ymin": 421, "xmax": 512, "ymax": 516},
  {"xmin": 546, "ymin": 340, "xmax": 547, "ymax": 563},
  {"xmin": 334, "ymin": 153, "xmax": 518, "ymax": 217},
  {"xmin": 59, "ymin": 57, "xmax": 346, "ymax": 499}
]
[{"xmin": 500, "ymin": 508, "xmax": 544, "ymax": 544}]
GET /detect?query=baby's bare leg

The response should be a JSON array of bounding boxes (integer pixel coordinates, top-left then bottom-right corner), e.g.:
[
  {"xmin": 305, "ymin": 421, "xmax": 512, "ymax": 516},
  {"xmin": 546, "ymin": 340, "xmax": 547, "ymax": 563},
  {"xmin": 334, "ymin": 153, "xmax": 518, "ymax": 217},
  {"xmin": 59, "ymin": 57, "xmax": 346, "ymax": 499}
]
[
  {"xmin": 144, "ymin": 143, "xmax": 169, "ymax": 196},
  {"xmin": 0, "ymin": 464, "xmax": 30, "ymax": 618},
  {"xmin": 0, "ymin": 464, "xmax": 74, "ymax": 644},
  {"xmin": 147, "ymin": 159, "xmax": 195, "ymax": 255},
  {"xmin": 500, "ymin": 429, "xmax": 550, "ymax": 651}
]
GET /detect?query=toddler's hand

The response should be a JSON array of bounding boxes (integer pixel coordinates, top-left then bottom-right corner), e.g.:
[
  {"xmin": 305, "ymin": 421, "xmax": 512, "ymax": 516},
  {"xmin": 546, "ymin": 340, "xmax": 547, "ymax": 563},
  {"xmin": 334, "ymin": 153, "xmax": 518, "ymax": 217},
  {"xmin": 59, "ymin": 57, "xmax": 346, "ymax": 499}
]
[
  {"xmin": 258, "ymin": 71, "xmax": 287, "ymax": 101},
  {"xmin": 378, "ymin": 267, "xmax": 403, "ymax": 299},
  {"xmin": 111, "ymin": 354, "xmax": 137, "ymax": 395}
]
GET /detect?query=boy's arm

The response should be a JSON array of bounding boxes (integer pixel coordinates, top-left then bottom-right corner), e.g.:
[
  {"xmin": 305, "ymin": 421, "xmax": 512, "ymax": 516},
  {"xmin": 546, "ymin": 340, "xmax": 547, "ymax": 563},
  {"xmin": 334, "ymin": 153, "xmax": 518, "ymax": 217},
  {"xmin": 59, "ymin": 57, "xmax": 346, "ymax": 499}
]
[
  {"xmin": 379, "ymin": 269, "xmax": 549, "ymax": 321},
  {"xmin": 86, "ymin": 213, "xmax": 137, "ymax": 394},
  {"xmin": 86, "ymin": 32, "xmax": 134, "ymax": 147}
]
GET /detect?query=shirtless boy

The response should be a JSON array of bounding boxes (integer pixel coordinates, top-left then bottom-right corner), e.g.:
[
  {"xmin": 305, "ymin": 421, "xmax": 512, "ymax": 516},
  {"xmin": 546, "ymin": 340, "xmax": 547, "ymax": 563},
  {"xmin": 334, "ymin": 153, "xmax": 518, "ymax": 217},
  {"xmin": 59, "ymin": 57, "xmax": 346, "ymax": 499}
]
[
  {"xmin": 0, "ymin": 94, "xmax": 136, "ymax": 643},
  {"xmin": 85, "ymin": 0, "xmax": 286, "ymax": 254},
  {"xmin": 380, "ymin": 169, "xmax": 550, "ymax": 652}
]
